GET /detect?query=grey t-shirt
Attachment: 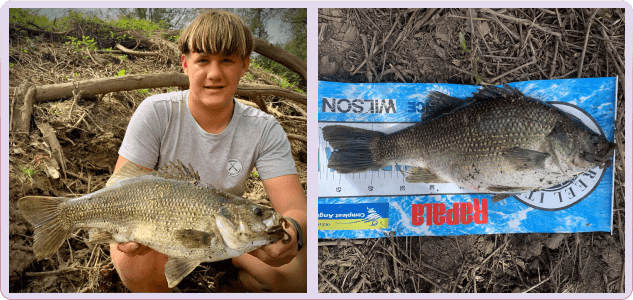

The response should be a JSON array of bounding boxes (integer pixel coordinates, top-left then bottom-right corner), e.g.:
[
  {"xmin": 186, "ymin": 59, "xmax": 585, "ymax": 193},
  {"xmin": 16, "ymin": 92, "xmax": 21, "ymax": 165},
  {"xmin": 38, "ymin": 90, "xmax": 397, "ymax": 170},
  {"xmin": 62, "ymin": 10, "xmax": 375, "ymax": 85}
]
[{"xmin": 119, "ymin": 90, "xmax": 297, "ymax": 196}]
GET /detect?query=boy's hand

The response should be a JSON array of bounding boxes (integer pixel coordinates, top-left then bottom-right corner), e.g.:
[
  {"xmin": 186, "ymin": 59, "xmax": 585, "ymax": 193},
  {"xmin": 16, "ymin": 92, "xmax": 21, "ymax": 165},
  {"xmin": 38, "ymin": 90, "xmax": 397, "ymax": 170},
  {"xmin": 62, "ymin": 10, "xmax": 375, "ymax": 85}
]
[{"xmin": 248, "ymin": 220, "xmax": 298, "ymax": 267}]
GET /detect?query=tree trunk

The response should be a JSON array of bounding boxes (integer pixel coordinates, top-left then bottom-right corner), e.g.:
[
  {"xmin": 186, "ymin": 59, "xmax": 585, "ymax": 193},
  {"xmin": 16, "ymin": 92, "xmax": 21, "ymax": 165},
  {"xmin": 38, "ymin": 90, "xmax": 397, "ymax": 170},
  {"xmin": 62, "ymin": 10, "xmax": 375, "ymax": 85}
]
[{"xmin": 13, "ymin": 73, "xmax": 306, "ymax": 105}]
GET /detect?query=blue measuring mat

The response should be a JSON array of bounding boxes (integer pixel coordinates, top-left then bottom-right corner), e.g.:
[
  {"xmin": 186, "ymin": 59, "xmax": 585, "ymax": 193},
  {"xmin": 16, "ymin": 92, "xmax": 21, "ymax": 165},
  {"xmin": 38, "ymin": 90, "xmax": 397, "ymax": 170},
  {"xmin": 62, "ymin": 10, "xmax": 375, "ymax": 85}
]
[{"xmin": 317, "ymin": 77, "xmax": 617, "ymax": 238}]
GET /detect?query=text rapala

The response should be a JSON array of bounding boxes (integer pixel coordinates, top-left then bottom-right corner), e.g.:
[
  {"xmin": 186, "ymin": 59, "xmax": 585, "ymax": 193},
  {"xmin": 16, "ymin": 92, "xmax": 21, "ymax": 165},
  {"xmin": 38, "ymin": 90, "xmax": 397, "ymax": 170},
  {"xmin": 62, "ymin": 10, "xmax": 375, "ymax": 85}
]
[{"xmin": 411, "ymin": 198, "xmax": 488, "ymax": 226}]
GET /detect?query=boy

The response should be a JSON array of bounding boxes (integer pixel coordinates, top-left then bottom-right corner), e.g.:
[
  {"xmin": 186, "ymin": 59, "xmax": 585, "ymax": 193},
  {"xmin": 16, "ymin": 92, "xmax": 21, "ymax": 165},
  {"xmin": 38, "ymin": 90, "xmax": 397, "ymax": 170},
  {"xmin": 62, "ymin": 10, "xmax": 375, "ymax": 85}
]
[{"xmin": 110, "ymin": 10, "xmax": 306, "ymax": 293}]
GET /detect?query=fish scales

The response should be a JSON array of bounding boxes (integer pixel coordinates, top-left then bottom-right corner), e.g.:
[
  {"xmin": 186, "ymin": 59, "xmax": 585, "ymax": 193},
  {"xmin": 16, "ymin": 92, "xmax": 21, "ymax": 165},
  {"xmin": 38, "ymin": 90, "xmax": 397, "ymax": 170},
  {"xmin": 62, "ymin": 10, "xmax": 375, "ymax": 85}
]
[
  {"xmin": 18, "ymin": 161, "xmax": 290, "ymax": 288},
  {"xmin": 323, "ymin": 85, "xmax": 615, "ymax": 200},
  {"xmin": 61, "ymin": 177, "xmax": 228, "ymax": 256}
]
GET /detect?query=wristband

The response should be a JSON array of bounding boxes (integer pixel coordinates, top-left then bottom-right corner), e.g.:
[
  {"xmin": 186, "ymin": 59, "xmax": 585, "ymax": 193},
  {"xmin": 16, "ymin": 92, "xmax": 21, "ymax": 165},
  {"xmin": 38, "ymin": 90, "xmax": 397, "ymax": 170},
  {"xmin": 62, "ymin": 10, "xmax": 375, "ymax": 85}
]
[{"xmin": 282, "ymin": 216, "xmax": 304, "ymax": 252}]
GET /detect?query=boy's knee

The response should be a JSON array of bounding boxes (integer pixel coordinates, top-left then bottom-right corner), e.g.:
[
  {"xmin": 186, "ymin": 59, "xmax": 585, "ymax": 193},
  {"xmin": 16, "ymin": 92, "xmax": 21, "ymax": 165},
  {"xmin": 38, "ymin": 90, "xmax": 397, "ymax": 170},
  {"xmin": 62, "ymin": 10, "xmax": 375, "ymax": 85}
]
[{"xmin": 110, "ymin": 244, "xmax": 171, "ymax": 293}]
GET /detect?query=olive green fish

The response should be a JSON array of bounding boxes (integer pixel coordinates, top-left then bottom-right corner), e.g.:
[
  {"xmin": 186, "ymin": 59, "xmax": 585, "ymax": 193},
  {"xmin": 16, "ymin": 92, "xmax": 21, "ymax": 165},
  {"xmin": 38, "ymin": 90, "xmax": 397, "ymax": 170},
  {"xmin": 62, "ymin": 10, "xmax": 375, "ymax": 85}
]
[
  {"xmin": 18, "ymin": 161, "xmax": 290, "ymax": 288},
  {"xmin": 322, "ymin": 85, "xmax": 615, "ymax": 202}
]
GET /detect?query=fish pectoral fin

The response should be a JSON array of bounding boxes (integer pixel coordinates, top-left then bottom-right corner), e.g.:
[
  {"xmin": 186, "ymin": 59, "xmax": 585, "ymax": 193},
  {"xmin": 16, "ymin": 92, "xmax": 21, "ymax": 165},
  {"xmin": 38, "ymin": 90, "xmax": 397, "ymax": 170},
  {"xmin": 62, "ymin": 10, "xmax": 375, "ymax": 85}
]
[
  {"xmin": 502, "ymin": 147, "xmax": 550, "ymax": 171},
  {"xmin": 87, "ymin": 229, "xmax": 114, "ymax": 244},
  {"xmin": 174, "ymin": 229, "xmax": 216, "ymax": 248},
  {"xmin": 164, "ymin": 258, "xmax": 202, "ymax": 288},
  {"xmin": 405, "ymin": 167, "xmax": 450, "ymax": 183},
  {"xmin": 491, "ymin": 193, "xmax": 515, "ymax": 203}
]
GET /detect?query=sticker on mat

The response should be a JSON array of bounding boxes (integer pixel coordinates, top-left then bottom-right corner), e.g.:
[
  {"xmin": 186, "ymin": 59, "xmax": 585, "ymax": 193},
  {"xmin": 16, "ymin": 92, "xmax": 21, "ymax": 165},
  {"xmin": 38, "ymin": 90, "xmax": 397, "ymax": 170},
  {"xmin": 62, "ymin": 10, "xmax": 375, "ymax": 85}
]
[{"xmin": 319, "ymin": 203, "xmax": 389, "ymax": 230}]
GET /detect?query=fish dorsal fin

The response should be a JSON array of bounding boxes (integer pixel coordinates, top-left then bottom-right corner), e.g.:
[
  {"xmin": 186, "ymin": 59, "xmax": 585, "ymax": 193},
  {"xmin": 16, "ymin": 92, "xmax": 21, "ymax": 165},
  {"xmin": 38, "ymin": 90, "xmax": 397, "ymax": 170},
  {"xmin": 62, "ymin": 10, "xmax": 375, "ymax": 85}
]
[
  {"xmin": 423, "ymin": 91, "xmax": 469, "ymax": 123},
  {"xmin": 470, "ymin": 84, "xmax": 524, "ymax": 100},
  {"xmin": 423, "ymin": 84, "xmax": 536, "ymax": 124},
  {"xmin": 156, "ymin": 160, "xmax": 246, "ymax": 203},
  {"xmin": 106, "ymin": 161, "xmax": 152, "ymax": 187},
  {"xmin": 155, "ymin": 160, "xmax": 201, "ymax": 182}
]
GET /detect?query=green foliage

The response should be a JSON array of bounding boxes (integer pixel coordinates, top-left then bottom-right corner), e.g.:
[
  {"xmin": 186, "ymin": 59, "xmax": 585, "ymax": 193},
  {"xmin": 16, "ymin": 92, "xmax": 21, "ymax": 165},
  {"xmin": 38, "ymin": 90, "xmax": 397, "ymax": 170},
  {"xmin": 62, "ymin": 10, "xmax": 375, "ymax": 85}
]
[
  {"xmin": 282, "ymin": 8, "xmax": 307, "ymax": 61},
  {"xmin": 9, "ymin": 63, "xmax": 14, "ymax": 68},
  {"xmin": 167, "ymin": 35, "xmax": 179, "ymax": 43},
  {"xmin": 47, "ymin": 102, "xmax": 62, "ymax": 116},
  {"xmin": 250, "ymin": 61, "xmax": 303, "ymax": 93},
  {"xmin": 9, "ymin": 8, "xmax": 57, "ymax": 31},
  {"xmin": 459, "ymin": 32, "xmax": 472, "ymax": 55},
  {"xmin": 243, "ymin": 72, "xmax": 254, "ymax": 81},
  {"xmin": 138, "ymin": 88, "xmax": 149, "ymax": 94},
  {"xmin": 116, "ymin": 69, "xmax": 126, "ymax": 76},
  {"xmin": 79, "ymin": 35, "xmax": 97, "ymax": 50},
  {"xmin": 237, "ymin": 9, "xmax": 306, "ymax": 88},
  {"xmin": 252, "ymin": 56, "xmax": 304, "ymax": 92},
  {"xmin": 113, "ymin": 16, "xmax": 166, "ymax": 31},
  {"xmin": 116, "ymin": 8, "xmax": 196, "ymax": 30},
  {"xmin": 19, "ymin": 164, "xmax": 39, "ymax": 179},
  {"xmin": 10, "ymin": 8, "xmax": 184, "ymax": 49},
  {"xmin": 252, "ymin": 170, "xmax": 259, "ymax": 178},
  {"xmin": 65, "ymin": 35, "xmax": 98, "ymax": 53},
  {"xmin": 239, "ymin": 8, "xmax": 271, "ymax": 40}
]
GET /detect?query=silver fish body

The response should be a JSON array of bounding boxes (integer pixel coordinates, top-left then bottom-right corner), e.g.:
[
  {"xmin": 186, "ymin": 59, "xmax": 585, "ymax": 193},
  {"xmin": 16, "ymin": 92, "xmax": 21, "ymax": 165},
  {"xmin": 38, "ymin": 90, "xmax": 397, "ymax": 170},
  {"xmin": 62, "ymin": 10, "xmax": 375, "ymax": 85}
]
[
  {"xmin": 18, "ymin": 161, "xmax": 289, "ymax": 288},
  {"xmin": 322, "ymin": 85, "xmax": 615, "ymax": 201}
]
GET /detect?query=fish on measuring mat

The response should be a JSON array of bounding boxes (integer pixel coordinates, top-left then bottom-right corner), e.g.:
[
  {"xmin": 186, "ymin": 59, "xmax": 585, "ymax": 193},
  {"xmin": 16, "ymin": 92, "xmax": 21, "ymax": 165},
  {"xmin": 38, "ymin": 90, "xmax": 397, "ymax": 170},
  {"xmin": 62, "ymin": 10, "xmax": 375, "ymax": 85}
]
[
  {"xmin": 18, "ymin": 161, "xmax": 291, "ymax": 288},
  {"xmin": 322, "ymin": 85, "xmax": 615, "ymax": 202}
]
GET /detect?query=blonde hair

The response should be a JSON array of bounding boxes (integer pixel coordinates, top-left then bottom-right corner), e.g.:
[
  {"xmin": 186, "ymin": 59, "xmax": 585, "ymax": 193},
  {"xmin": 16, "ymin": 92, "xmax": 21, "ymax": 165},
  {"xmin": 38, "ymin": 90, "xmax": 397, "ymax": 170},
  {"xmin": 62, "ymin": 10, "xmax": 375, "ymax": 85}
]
[{"xmin": 178, "ymin": 10, "xmax": 253, "ymax": 58}]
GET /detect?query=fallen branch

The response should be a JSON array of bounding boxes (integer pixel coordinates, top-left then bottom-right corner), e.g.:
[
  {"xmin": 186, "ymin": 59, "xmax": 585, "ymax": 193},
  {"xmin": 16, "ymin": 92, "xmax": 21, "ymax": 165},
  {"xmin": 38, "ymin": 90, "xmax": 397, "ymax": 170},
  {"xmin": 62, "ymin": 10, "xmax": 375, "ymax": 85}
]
[
  {"xmin": 254, "ymin": 38, "xmax": 307, "ymax": 82},
  {"xmin": 10, "ymin": 23, "xmax": 71, "ymax": 36},
  {"xmin": 10, "ymin": 73, "xmax": 306, "ymax": 106},
  {"xmin": 19, "ymin": 85, "xmax": 36, "ymax": 133},
  {"xmin": 37, "ymin": 122, "xmax": 67, "ymax": 178},
  {"xmin": 286, "ymin": 133, "xmax": 307, "ymax": 143},
  {"xmin": 115, "ymin": 43, "xmax": 159, "ymax": 57},
  {"xmin": 94, "ymin": 50, "xmax": 124, "ymax": 54}
]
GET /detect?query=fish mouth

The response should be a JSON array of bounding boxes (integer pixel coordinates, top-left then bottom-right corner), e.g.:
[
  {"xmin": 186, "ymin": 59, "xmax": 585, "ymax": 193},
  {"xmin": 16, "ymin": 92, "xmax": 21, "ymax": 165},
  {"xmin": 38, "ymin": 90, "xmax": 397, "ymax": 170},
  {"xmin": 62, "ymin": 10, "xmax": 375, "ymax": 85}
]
[
  {"xmin": 583, "ymin": 137, "xmax": 616, "ymax": 169},
  {"xmin": 265, "ymin": 217, "xmax": 292, "ymax": 244}
]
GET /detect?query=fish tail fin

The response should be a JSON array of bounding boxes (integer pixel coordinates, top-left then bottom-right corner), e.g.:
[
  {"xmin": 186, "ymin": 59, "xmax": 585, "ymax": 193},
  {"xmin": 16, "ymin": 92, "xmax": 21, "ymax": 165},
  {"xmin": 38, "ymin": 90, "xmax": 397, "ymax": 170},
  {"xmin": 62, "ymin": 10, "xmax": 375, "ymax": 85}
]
[
  {"xmin": 18, "ymin": 196, "xmax": 72, "ymax": 260},
  {"xmin": 322, "ymin": 125, "xmax": 386, "ymax": 173}
]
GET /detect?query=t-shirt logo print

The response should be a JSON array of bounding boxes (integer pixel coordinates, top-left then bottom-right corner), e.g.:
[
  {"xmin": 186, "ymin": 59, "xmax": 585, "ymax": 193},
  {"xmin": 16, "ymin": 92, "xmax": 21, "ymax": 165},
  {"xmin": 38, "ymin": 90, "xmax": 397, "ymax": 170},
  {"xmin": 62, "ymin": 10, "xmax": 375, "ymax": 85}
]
[{"xmin": 226, "ymin": 159, "xmax": 243, "ymax": 176}]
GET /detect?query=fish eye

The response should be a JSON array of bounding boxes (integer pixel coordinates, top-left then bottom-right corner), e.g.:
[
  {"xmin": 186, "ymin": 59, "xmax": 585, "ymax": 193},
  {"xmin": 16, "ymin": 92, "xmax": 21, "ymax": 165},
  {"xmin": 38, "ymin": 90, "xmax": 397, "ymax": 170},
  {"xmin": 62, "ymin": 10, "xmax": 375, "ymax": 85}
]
[{"xmin": 252, "ymin": 206, "xmax": 263, "ymax": 216}]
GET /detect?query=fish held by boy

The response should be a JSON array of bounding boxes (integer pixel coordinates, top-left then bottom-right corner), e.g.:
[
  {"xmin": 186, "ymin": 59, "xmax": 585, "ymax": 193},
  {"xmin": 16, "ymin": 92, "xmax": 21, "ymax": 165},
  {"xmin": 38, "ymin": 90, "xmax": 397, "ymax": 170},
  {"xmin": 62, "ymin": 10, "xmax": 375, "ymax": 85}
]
[
  {"xmin": 18, "ymin": 160, "xmax": 291, "ymax": 288},
  {"xmin": 322, "ymin": 85, "xmax": 615, "ymax": 202}
]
